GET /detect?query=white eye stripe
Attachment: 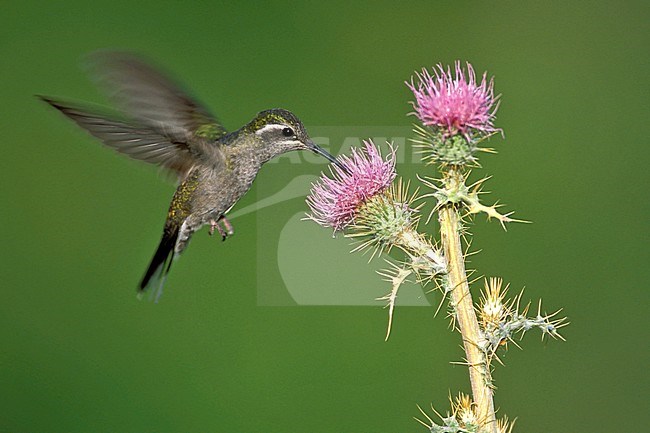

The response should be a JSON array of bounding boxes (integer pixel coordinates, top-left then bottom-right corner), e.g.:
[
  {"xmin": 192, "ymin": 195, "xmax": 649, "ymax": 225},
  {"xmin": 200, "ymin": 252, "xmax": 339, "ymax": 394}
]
[{"xmin": 255, "ymin": 124, "xmax": 292, "ymax": 135}]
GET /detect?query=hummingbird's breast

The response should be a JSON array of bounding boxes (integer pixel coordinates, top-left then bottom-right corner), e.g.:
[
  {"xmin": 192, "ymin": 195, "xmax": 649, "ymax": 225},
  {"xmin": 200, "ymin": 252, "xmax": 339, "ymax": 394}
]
[
  {"xmin": 169, "ymin": 160, "xmax": 260, "ymax": 255},
  {"xmin": 192, "ymin": 160, "xmax": 260, "ymax": 224}
]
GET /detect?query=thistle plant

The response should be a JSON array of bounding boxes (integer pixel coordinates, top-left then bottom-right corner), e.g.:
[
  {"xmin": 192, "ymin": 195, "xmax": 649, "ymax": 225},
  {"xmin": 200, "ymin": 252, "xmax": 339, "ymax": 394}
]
[{"xmin": 305, "ymin": 61, "xmax": 566, "ymax": 432}]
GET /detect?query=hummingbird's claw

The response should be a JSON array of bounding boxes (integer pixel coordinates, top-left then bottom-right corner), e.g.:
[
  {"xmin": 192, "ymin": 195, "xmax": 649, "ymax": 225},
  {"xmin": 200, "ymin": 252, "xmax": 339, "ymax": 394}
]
[
  {"xmin": 209, "ymin": 217, "xmax": 234, "ymax": 242},
  {"xmin": 208, "ymin": 219, "xmax": 221, "ymax": 238},
  {"xmin": 221, "ymin": 216, "xmax": 234, "ymax": 236}
]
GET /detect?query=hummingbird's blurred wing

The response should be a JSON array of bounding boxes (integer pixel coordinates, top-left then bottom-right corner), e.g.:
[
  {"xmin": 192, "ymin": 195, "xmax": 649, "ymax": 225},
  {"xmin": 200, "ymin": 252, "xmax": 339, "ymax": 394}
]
[
  {"xmin": 40, "ymin": 96, "xmax": 211, "ymax": 176},
  {"xmin": 87, "ymin": 51, "xmax": 228, "ymax": 142}
]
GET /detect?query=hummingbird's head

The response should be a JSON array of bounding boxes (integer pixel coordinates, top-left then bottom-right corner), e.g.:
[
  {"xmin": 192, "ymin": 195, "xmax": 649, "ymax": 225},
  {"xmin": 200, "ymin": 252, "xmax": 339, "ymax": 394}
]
[{"xmin": 247, "ymin": 108, "xmax": 344, "ymax": 170}]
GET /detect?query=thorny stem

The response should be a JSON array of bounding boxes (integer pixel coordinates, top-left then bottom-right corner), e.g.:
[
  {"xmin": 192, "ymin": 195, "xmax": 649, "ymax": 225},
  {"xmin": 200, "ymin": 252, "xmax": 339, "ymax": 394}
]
[
  {"xmin": 439, "ymin": 169, "xmax": 497, "ymax": 433},
  {"xmin": 375, "ymin": 226, "xmax": 446, "ymax": 342},
  {"xmin": 395, "ymin": 228, "xmax": 446, "ymax": 274}
]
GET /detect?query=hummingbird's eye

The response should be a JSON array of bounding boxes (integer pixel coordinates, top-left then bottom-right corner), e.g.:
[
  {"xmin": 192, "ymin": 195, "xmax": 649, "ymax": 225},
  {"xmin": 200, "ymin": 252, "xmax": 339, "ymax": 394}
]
[{"xmin": 282, "ymin": 127, "xmax": 294, "ymax": 137}]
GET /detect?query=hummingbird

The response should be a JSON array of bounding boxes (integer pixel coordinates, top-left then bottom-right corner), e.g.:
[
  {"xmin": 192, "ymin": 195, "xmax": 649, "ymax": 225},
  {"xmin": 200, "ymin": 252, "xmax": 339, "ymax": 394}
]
[{"xmin": 40, "ymin": 52, "xmax": 342, "ymax": 300}]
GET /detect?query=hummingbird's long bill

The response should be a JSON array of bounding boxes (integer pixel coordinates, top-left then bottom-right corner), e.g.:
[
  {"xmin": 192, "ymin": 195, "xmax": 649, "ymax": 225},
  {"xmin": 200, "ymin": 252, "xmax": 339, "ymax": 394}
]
[{"xmin": 306, "ymin": 141, "xmax": 347, "ymax": 172}]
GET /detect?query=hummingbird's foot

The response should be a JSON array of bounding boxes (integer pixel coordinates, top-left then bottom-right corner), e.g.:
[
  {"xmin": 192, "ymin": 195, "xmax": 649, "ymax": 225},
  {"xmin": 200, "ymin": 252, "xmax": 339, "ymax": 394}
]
[
  {"xmin": 209, "ymin": 217, "xmax": 234, "ymax": 242},
  {"xmin": 220, "ymin": 216, "xmax": 234, "ymax": 237},
  {"xmin": 208, "ymin": 219, "xmax": 226, "ymax": 240}
]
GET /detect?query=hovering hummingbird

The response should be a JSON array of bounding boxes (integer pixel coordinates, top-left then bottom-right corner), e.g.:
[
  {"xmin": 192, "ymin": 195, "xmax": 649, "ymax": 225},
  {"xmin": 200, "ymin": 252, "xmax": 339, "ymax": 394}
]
[{"xmin": 40, "ymin": 52, "xmax": 343, "ymax": 300}]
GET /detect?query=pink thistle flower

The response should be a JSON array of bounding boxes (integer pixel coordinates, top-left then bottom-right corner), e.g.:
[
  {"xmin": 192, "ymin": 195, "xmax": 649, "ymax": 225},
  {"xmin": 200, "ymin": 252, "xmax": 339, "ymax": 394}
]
[
  {"xmin": 306, "ymin": 140, "xmax": 396, "ymax": 231},
  {"xmin": 406, "ymin": 61, "xmax": 501, "ymax": 140}
]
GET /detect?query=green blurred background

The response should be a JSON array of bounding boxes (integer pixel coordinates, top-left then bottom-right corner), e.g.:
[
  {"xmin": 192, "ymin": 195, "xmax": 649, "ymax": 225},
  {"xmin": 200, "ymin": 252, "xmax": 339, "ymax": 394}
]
[{"xmin": 1, "ymin": 1, "xmax": 648, "ymax": 432}]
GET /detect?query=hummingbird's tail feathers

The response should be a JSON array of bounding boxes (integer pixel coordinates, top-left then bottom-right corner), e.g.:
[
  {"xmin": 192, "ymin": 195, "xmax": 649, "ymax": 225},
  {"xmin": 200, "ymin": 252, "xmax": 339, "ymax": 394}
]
[
  {"xmin": 38, "ymin": 95, "xmax": 197, "ymax": 177},
  {"xmin": 139, "ymin": 225, "xmax": 180, "ymax": 300}
]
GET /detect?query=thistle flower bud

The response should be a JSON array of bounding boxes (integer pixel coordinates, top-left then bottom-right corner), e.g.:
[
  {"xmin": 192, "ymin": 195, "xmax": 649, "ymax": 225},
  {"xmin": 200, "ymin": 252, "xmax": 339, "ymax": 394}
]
[
  {"xmin": 480, "ymin": 277, "xmax": 509, "ymax": 327},
  {"xmin": 350, "ymin": 190, "xmax": 415, "ymax": 252},
  {"xmin": 478, "ymin": 278, "xmax": 568, "ymax": 357},
  {"xmin": 417, "ymin": 393, "xmax": 492, "ymax": 433},
  {"xmin": 453, "ymin": 393, "xmax": 480, "ymax": 430}
]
